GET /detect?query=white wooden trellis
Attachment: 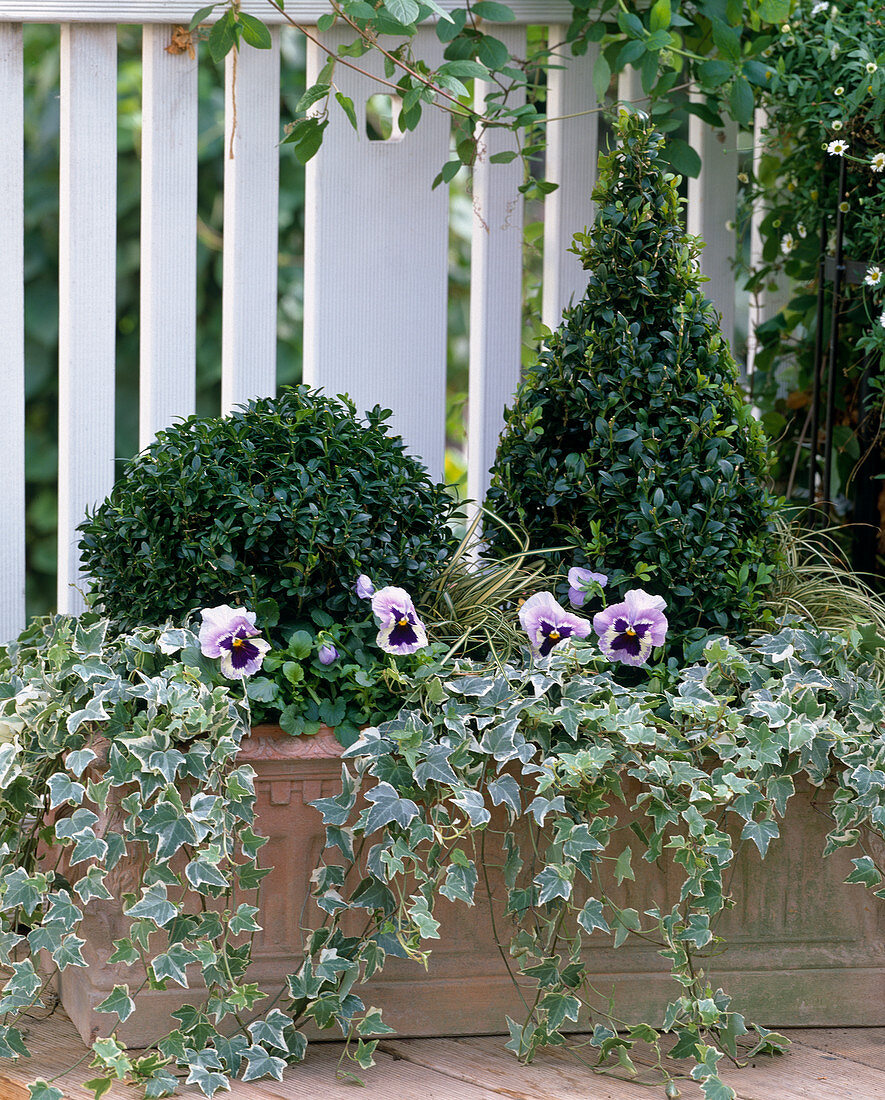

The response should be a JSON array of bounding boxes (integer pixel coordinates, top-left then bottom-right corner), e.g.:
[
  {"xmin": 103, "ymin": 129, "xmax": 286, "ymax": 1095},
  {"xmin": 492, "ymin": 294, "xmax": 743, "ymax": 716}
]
[{"xmin": 0, "ymin": 0, "xmax": 745, "ymax": 641}]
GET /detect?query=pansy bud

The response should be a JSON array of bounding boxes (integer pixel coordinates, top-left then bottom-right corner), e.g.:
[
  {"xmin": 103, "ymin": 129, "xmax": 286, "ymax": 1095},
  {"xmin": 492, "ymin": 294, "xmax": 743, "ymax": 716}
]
[
  {"xmin": 318, "ymin": 643, "xmax": 339, "ymax": 666},
  {"xmin": 355, "ymin": 575, "xmax": 375, "ymax": 599}
]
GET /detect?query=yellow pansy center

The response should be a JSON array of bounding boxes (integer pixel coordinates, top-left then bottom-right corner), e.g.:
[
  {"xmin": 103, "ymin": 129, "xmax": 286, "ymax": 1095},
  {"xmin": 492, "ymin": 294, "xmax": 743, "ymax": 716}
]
[
  {"xmin": 548, "ymin": 629, "xmax": 561, "ymax": 641},
  {"xmin": 398, "ymin": 616, "xmax": 409, "ymax": 627},
  {"xmin": 231, "ymin": 636, "xmax": 247, "ymax": 648},
  {"xmin": 625, "ymin": 627, "xmax": 636, "ymax": 637}
]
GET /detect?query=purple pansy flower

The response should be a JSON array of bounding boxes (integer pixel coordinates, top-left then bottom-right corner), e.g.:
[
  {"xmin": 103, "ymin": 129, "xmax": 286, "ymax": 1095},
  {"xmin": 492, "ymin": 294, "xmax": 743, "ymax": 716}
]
[
  {"xmin": 518, "ymin": 591, "xmax": 592, "ymax": 658},
  {"xmin": 355, "ymin": 575, "xmax": 375, "ymax": 600},
  {"xmin": 199, "ymin": 604, "xmax": 271, "ymax": 680},
  {"xmin": 567, "ymin": 566, "xmax": 608, "ymax": 608},
  {"xmin": 592, "ymin": 589, "xmax": 668, "ymax": 667},
  {"xmin": 318, "ymin": 643, "xmax": 339, "ymax": 666},
  {"xmin": 370, "ymin": 586, "xmax": 428, "ymax": 656}
]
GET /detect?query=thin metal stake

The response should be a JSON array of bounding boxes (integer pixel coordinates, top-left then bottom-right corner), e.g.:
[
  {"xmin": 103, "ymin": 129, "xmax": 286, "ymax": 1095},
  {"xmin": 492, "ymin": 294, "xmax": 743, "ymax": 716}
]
[{"xmin": 820, "ymin": 156, "xmax": 847, "ymax": 512}]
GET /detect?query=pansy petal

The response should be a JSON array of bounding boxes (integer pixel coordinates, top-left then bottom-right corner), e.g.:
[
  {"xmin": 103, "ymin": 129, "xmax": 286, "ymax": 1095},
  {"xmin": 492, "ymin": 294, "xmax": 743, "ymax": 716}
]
[
  {"xmin": 371, "ymin": 585, "xmax": 417, "ymax": 624},
  {"xmin": 199, "ymin": 604, "xmax": 258, "ymax": 657},
  {"xmin": 218, "ymin": 636, "xmax": 270, "ymax": 679}
]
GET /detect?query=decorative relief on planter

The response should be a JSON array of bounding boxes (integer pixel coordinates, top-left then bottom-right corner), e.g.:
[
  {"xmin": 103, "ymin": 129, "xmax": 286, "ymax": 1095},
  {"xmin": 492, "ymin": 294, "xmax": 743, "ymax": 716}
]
[{"xmin": 53, "ymin": 726, "xmax": 885, "ymax": 1047}]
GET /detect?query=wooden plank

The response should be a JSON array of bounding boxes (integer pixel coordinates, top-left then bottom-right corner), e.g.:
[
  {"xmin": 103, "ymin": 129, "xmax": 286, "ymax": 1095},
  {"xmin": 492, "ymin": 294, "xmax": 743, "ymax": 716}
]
[
  {"xmin": 788, "ymin": 1027, "xmax": 885, "ymax": 1070},
  {"xmin": 467, "ymin": 24, "xmax": 525, "ymax": 507},
  {"xmin": 57, "ymin": 23, "xmax": 117, "ymax": 614},
  {"xmin": 302, "ymin": 25, "xmax": 450, "ymax": 480},
  {"xmin": 0, "ymin": 2, "xmax": 577, "ymax": 24},
  {"xmin": 0, "ymin": 21, "xmax": 26, "ymax": 643},
  {"xmin": 140, "ymin": 22, "xmax": 198, "ymax": 447},
  {"xmin": 221, "ymin": 29, "xmax": 280, "ymax": 414},
  {"xmin": 542, "ymin": 31, "xmax": 599, "ymax": 329},
  {"xmin": 686, "ymin": 103, "xmax": 738, "ymax": 348},
  {"xmin": 382, "ymin": 1036, "xmax": 708, "ymax": 1099}
]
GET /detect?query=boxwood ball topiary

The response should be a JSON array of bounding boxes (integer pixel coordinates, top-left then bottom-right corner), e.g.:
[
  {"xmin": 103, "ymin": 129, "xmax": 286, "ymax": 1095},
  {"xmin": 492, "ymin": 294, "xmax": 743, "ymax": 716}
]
[
  {"xmin": 79, "ymin": 387, "xmax": 459, "ymax": 629},
  {"xmin": 486, "ymin": 111, "xmax": 781, "ymax": 640}
]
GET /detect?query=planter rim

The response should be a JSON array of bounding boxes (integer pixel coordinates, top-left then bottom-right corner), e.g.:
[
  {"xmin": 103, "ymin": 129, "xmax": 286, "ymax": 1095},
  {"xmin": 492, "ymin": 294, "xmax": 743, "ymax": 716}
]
[{"xmin": 239, "ymin": 723, "xmax": 344, "ymax": 762}]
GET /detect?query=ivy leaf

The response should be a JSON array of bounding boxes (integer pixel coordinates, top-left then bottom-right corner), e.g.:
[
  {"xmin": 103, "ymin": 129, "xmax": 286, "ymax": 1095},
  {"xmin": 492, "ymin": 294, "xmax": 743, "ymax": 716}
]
[
  {"xmin": 526, "ymin": 794, "xmax": 565, "ymax": 825},
  {"xmin": 487, "ymin": 773, "xmax": 521, "ymax": 816},
  {"xmin": 845, "ymin": 856, "xmax": 882, "ymax": 888},
  {"xmin": 53, "ymin": 932, "xmax": 87, "ymax": 970},
  {"xmin": 439, "ymin": 861, "xmax": 477, "ymax": 905},
  {"xmin": 66, "ymin": 748, "xmax": 97, "ymax": 777},
  {"xmin": 577, "ymin": 898, "xmax": 611, "ymax": 935},
  {"xmin": 96, "ymin": 984, "xmax": 136, "ymax": 1022},
  {"xmin": 28, "ymin": 1083, "xmax": 64, "ymax": 1100},
  {"xmin": 83, "ymin": 1076, "xmax": 114, "ymax": 1100},
  {"xmin": 241, "ymin": 1045, "xmax": 286, "ymax": 1082},
  {"xmin": 184, "ymin": 1064, "xmax": 229, "ymax": 1098},
  {"xmin": 73, "ymin": 865, "xmax": 113, "ymax": 904},
  {"xmin": 124, "ymin": 884, "xmax": 178, "ymax": 927},
  {"xmin": 741, "ymin": 817, "xmax": 779, "ymax": 857},
  {"xmin": 362, "ymin": 783, "xmax": 419, "ymax": 833},
  {"xmin": 535, "ymin": 864, "xmax": 573, "ymax": 904},
  {"xmin": 152, "ymin": 944, "xmax": 196, "ymax": 987},
  {"xmin": 229, "ymin": 903, "xmax": 262, "ymax": 936},
  {"xmin": 248, "ymin": 1009, "xmax": 293, "ymax": 1052},
  {"xmin": 614, "ymin": 845, "xmax": 635, "ymax": 885}
]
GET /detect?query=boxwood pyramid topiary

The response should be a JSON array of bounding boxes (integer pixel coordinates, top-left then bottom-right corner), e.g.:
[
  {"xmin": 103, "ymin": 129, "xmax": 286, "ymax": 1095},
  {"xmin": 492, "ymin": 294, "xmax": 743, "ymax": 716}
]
[{"xmin": 486, "ymin": 110, "xmax": 781, "ymax": 641}]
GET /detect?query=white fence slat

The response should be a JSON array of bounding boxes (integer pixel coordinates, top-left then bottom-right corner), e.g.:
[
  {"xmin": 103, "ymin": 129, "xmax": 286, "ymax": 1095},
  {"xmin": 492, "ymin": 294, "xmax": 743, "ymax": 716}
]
[
  {"xmin": 0, "ymin": 2, "xmax": 576, "ymax": 24},
  {"xmin": 221, "ymin": 29, "xmax": 280, "ymax": 414},
  {"xmin": 747, "ymin": 107, "xmax": 790, "ymax": 383},
  {"xmin": 687, "ymin": 106, "xmax": 738, "ymax": 348},
  {"xmin": 140, "ymin": 23, "xmax": 198, "ymax": 447},
  {"xmin": 467, "ymin": 24, "xmax": 526, "ymax": 507},
  {"xmin": 0, "ymin": 22, "xmax": 25, "ymax": 641},
  {"xmin": 303, "ymin": 25, "xmax": 450, "ymax": 481},
  {"xmin": 542, "ymin": 32, "xmax": 600, "ymax": 329},
  {"xmin": 58, "ymin": 23, "xmax": 117, "ymax": 614}
]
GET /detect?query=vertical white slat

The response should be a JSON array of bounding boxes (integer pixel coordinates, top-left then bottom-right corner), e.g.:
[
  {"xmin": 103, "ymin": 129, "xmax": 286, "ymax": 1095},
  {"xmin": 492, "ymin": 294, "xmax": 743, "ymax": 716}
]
[
  {"xmin": 303, "ymin": 26, "xmax": 450, "ymax": 480},
  {"xmin": 467, "ymin": 24, "xmax": 526, "ymax": 507},
  {"xmin": 221, "ymin": 29, "xmax": 280, "ymax": 414},
  {"xmin": 687, "ymin": 103, "xmax": 738, "ymax": 348},
  {"xmin": 747, "ymin": 107, "xmax": 790, "ymax": 384},
  {"xmin": 58, "ymin": 23, "xmax": 117, "ymax": 615},
  {"xmin": 0, "ymin": 23, "xmax": 25, "ymax": 640},
  {"xmin": 617, "ymin": 65, "xmax": 645, "ymax": 109},
  {"xmin": 542, "ymin": 32, "xmax": 599, "ymax": 329},
  {"xmin": 140, "ymin": 24, "xmax": 198, "ymax": 448}
]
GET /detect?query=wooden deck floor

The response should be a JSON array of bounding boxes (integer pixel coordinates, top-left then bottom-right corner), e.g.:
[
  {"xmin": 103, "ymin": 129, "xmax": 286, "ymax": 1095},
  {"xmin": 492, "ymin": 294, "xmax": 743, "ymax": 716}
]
[{"xmin": 0, "ymin": 1009, "xmax": 883, "ymax": 1100}]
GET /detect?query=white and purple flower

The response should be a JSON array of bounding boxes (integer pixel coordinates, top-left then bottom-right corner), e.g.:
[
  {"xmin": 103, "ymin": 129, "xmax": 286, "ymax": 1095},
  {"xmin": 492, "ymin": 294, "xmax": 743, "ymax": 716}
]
[
  {"xmin": 567, "ymin": 567, "xmax": 608, "ymax": 608},
  {"xmin": 371, "ymin": 586, "xmax": 428, "ymax": 656},
  {"xmin": 198, "ymin": 604, "xmax": 271, "ymax": 680},
  {"xmin": 519, "ymin": 591, "xmax": 591, "ymax": 658},
  {"xmin": 592, "ymin": 589, "xmax": 668, "ymax": 667},
  {"xmin": 355, "ymin": 575, "xmax": 375, "ymax": 600}
]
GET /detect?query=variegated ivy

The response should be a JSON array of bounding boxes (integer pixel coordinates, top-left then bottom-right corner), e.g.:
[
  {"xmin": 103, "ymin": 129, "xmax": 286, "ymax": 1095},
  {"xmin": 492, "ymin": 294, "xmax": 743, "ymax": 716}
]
[
  {"xmin": 1, "ymin": 616, "xmax": 884, "ymax": 1099},
  {"xmin": 300, "ymin": 623, "xmax": 885, "ymax": 1100}
]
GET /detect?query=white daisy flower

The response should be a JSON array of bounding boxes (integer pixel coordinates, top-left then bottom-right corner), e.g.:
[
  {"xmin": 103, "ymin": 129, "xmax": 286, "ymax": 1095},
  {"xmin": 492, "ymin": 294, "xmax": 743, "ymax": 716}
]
[
  {"xmin": 839, "ymin": 201, "xmax": 850, "ymax": 213},
  {"xmin": 782, "ymin": 234, "xmax": 795, "ymax": 253},
  {"xmin": 834, "ymin": 86, "xmax": 844, "ymax": 96},
  {"xmin": 872, "ymin": 152, "xmax": 885, "ymax": 172},
  {"xmin": 811, "ymin": 0, "xmax": 829, "ymax": 13},
  {"xmin": 866, "ymin": 266, "xmax": 883, "ymax": 288},
  {"xmin": 831, "ymin": 44, "xmax": 840, "ymax": 60},
  {"xmin": 797, "ymin": 223, "xmax": 807, "ymax": 238},
  {"xmin": 781, "ymin": 23, "xmax": 790, "ymax": 32},
  {"xmin": 867, "ymin": 62, "xmax": 878, "ymax": 74},
  {"xmin": 831, "ymin": 120, "xmax": 844, "ymax": 131},
  {"xmin": 880, "ymin": 309, "xmax": 885, "ymax": 329},
  {"xmin": 827, "ymin": 139, "xmax": 848, "ymax": 155}
]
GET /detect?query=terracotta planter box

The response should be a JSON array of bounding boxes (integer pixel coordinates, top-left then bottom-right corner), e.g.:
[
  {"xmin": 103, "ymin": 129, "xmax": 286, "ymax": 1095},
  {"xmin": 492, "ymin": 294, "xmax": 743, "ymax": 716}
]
[{"xmin": 57, "ymin": 725, "xmax": 885, "ymax": 1047}]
